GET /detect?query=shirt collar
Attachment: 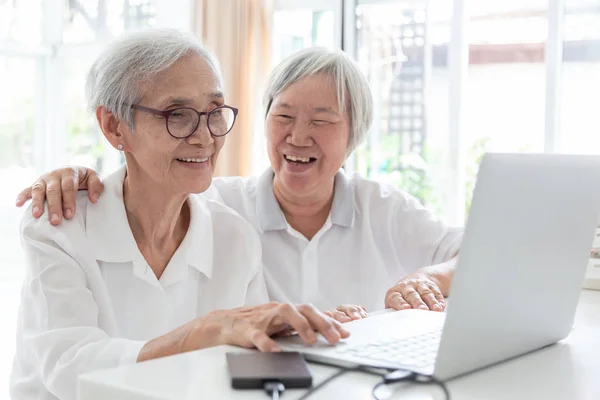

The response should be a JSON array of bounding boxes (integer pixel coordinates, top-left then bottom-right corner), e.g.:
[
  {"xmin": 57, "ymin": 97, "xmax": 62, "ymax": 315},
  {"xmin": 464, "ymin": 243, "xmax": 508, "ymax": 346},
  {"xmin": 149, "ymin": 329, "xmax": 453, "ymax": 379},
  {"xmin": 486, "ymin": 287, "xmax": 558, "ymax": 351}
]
[
  {"xmin": 330, "ymin": 169, "xmax": 355, "ymax": 228},
  {"xmin": 85, "ymin": 165, "xmax": 213, "ymax": 279},
  {"xmin": 256, "ymin": 168, "xmax": 288, "ymax": 232},
  {"xmin": 255, "ymin": 167, "xmax": 355, "ymax": 232}
]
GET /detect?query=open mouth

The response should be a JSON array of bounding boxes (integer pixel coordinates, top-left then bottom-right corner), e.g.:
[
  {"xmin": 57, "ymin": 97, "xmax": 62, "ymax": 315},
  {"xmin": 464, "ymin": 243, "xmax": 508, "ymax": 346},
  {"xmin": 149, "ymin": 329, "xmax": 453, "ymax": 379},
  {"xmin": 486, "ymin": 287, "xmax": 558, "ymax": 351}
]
[
  {"xmin": 284, "ymin": 154, "xmax": 317, "ymax": 165},
  {"xmin": 176, "ymin": 157, "xmax": 209, "ymax": 163}
]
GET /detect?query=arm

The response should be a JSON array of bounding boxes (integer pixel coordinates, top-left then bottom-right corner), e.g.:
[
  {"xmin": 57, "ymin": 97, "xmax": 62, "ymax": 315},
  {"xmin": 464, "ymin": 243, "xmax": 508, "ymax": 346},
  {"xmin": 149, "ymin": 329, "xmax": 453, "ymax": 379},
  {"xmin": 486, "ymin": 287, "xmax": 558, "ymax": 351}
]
[
  {"xmin": 15, "ymin": 166, "xmax": 104, "ymax": 225},
  {"xmin": 384, "ymin": 192, "xmax": 462, "ymax": 311}
]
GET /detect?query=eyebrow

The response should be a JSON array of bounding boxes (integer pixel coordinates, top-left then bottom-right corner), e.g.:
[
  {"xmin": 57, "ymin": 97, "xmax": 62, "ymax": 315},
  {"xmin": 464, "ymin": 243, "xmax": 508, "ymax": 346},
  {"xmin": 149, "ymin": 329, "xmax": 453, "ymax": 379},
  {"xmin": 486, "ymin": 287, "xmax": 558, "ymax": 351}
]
[
  {"xmin": 273, "ymin": 103, "xmax": 339, "ymax": 115},
  {"xmin": 313, "ymin": 106, "xmax": 338, "ymax": 115},
  {"xmin": 159, "ymin": 92, "xmax": 225, "ymax": 108}
]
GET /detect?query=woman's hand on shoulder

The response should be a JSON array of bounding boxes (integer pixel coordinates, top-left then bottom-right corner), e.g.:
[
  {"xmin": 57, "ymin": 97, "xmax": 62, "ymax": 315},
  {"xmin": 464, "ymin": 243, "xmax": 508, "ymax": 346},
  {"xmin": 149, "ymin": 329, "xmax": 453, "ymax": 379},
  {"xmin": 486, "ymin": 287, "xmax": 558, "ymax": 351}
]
[
  {"xmin": 15, "ymin": 166, "xmax": 104, "ymax": 225},
  {"xmin": 192, "ymin": 302, "xmax": 351, "ymax": 352}
]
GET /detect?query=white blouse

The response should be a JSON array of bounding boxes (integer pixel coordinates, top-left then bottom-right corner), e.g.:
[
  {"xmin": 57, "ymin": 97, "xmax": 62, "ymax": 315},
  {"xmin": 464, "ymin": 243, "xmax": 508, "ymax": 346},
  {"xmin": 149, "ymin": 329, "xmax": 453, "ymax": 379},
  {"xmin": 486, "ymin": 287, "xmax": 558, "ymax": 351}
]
[
  {"xmin": 203, "ymin": 168, "xmax": 462, "ymax": 312},
  {"xmin": 10, "ymin": 166, "xmax": 268, "ymax": 400}
]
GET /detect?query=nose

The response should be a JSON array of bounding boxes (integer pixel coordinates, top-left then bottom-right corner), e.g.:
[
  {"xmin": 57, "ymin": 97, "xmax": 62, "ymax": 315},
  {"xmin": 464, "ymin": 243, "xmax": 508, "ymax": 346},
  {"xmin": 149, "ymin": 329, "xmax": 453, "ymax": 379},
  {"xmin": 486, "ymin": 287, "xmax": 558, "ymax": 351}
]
[
  {"xmin": 185, "ymin": 116, "xmax": 214, "ymax": 147},
  {"xmin": 286, "ymin": 123, "xmax": 313, "ymax": 147}
]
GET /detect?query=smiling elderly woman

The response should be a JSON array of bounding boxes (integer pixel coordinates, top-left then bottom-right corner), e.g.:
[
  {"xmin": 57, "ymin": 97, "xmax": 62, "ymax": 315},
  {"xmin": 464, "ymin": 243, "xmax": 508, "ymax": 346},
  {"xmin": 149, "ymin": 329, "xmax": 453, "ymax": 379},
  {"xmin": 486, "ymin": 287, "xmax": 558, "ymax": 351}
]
[
  {"xmin": 17, "ymin": 47, "xmax": 462, "ymax": 320},
  {"xmin": 10, "ymin": 30, "xmax": 348, "ymax": 400}
]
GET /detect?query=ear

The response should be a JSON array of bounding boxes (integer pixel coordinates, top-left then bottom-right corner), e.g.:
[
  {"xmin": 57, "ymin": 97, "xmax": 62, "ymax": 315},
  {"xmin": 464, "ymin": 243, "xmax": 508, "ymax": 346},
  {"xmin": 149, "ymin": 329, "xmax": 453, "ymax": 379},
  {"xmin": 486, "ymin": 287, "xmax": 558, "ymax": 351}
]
[{"xmin": 96, "ymin": 106, "xmax": 131, "ymax": 151}]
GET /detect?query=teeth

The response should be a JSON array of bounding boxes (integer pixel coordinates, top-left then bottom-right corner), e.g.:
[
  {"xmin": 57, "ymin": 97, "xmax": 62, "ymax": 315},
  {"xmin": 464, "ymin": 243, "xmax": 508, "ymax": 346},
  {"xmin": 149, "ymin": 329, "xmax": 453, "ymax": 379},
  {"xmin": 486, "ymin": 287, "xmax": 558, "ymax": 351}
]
[
  {"xmin": 177, "ymin": 157, "xmax": 209, "ymax": 163},
  {"xmin": 285, "ymin": 155, "xmax": 312, "ymax": 163}
]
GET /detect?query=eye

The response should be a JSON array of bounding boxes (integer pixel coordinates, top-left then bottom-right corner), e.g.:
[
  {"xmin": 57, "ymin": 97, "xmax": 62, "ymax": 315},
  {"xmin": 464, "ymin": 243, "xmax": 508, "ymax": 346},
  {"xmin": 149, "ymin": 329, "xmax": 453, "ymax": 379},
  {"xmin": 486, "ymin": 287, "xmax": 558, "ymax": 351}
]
[
  {"xmin": 274, "ymin": 114, "xmax": 293, "ymax": 123},
  {"xmin": 312, "ymin": 120, "xmax": 331, "ymax": 126}
]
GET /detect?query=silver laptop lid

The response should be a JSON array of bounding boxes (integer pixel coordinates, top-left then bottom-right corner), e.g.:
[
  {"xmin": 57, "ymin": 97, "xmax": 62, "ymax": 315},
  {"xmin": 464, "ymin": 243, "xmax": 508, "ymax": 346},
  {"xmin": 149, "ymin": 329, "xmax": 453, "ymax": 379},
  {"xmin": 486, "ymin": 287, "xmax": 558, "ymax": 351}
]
[{"xmin": 434, "ymin": 153, "xmax": 600, "ymax": 380}]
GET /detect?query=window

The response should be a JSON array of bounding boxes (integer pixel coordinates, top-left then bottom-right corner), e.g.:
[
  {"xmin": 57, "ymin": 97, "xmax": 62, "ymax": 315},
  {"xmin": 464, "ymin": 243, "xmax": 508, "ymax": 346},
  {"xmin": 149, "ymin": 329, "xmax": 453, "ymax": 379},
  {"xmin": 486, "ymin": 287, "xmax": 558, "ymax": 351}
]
[
  {"xmin": 271, "ymin": 0, "xmax": 340, "ymax": 66},
  {"xmin": 0, "ymin": 0, "xmax": 162, "ymax": 395},
  {"xmin": 354, "ymin": 0, "xmax": 452, "ymax": 219},
  {"xmin": 0, "ymin": 0, "xmax": 43, "ymax": 44},
  {"xmin": 463, "ymin": 1, "xmax": 549, "ymax": 215},
  {"xmin": 559, "ymin": 0, "xmax": 600, "ymax": 154}
]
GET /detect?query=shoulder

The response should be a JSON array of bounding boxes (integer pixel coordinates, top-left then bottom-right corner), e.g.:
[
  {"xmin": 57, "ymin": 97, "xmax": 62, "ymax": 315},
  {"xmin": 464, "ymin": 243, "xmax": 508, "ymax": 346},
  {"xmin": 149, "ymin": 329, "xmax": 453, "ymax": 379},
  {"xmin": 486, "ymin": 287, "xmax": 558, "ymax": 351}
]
[
  {"xmin": 196, "ymin": 195, "xmax": 261, "ymax": 248},
  {"xmin": 202, "ymin": 176, "xmax": 261, "ymax": 224},
  {"xmin": 348, "ymin": 172, "xmax": 423, "ymax": 213},
  {"xmin": 196, "ymin": 196, "xmax": 263, "ymax": 277},
  {"xmin": 209, "ymin": 176, "xmax": 258, "ymax": 199},
  {"xmin": 19, "ymin": 192, "xmax": 93, "ymax": 275},
  {"xmin": 21, "ymin": 191, "xmax": 91, "ymax": 242}
]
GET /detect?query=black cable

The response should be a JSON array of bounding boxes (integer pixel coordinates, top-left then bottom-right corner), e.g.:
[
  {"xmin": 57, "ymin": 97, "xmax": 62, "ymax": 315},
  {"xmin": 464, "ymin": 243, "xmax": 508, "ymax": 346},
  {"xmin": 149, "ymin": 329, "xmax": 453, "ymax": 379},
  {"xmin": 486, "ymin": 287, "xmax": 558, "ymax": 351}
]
[
  {"xmin": 297, "ymin": 364, "xmax": 392, "ymax": 400},
  {"xmin": 264, "ymin": 382, "xmax": 285, "ymax": 400},
  {"xmin": 296, "ymin": 367, "xmax": 359, "ymax": 400},
  {"xmin": 371, "ymin": 370, "xmax": 451, "ymax": 400}
]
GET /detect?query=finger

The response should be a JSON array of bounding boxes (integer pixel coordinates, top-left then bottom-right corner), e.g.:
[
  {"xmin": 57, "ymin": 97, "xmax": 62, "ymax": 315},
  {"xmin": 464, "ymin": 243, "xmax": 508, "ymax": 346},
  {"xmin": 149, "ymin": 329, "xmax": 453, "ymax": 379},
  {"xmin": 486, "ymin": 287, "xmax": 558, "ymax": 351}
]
[
  {"xmin": 30, "ymin": 180, "xmax": 48, "ymax": 219},
  {"xmin": 45, "ymin": 179, "xmax": 63, "ymax": 225},
  {"xmin": 248, "ymin": 329, "xmax": 281, "ymax": 352},
  {"xmin": 336, "ymin": 305, "xmax": 364, "ymax": 320},
  {"xmin": 15, "ymin": 188, "xmax": 32, "ymax": 207},
  {"xmin": 297, "ymin": 304, "xmax": 350, "ymax": 343},
  {"xmin": 402, "ymin": 286, "xmax": 429, "ymax": 310},
  {"xmin": 385, "ymin": 291, "xmax": 412, "ymax": 310},
  {"xmin": 428, "ymin": 282, "xmax": 446, "ymax": 311},
  {"xmin": 353, "ymin": 305, "xmax": 368, "ymax": 318},
  {"xmin": 331, "ymin": 310, "xmax": 352, "ymax": 323},
  {"xmin": 61, "ymin": 173, "xmax": 78, "ymax": 220},
  {"xmin": 276, "ymin": 304, "xmax": 317, "ymax": 345},
  {"xmin": 416, "ymin": 283, "xmax": 441, "ymax": 311},
  {"xmin": 430, "ymin": 284, "xmax": 446, "ymax": 308},
  {"xmin": 82, "ymin": 169, "xmax": 104, "ymax": 203}
]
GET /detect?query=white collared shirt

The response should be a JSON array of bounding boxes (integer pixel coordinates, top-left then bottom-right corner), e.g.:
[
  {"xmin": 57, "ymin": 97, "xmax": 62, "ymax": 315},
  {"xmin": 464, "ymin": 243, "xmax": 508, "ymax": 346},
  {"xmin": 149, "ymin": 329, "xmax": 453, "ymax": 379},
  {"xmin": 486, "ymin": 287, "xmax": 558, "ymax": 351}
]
[
  {"xmin": 204, "ymin": 168, "xmax": 462, "ymax": 312},
  {"xmin": 11, "ymin": 166, "xmax": 267, "ymax": 400}
]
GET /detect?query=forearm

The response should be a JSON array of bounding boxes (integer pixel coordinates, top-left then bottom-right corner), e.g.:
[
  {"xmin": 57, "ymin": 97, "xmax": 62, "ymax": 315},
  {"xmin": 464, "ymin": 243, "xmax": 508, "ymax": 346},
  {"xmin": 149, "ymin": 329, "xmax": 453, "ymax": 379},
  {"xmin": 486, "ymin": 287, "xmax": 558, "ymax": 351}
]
[
  {"xmin": 418, "ymin": 256, "xmax": 457, "ymax": 296},
  {"xmin": 137, "ymin": 315, "xmax": 222, "ymax": 362}
]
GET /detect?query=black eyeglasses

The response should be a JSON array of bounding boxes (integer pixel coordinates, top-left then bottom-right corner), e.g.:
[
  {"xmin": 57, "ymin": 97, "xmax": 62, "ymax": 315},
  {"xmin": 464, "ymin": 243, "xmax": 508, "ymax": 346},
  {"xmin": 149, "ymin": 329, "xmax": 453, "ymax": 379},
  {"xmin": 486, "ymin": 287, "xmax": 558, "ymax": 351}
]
[{"xmin": 130, "ymin": 104, "xmax": 239, "ymax": 138}]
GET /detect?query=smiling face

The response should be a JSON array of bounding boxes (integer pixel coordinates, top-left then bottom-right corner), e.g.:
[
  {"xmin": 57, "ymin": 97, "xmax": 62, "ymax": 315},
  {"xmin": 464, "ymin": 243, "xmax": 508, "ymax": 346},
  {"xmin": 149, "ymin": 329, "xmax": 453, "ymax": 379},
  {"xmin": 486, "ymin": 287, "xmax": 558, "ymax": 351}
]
[
  {"xmin": 266, "ymin": 73, "xmax": 350, "ymax": 200},
  {"xmin": 117, "ymin": 53, "xmax": 226, "ymax": 195}
]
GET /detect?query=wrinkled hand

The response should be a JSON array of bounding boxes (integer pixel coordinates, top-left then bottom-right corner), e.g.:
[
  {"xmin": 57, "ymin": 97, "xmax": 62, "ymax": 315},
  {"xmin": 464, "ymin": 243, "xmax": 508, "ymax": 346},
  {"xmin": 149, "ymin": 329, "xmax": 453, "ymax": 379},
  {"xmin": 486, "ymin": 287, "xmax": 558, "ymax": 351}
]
[
  {"xmin": 385, "ymin": 271, "xmax": 446, "ymax": 312},
  {"xmin": 324, "ymin": 304, "xmax": 368, "ymax": 323},
  {"xmin": 198, "ymin": 302, "xmax": 350, "ymax": 352},
  {"xmin": 15, "ymin": 166, "xmax": 104, "ymax": 225}
]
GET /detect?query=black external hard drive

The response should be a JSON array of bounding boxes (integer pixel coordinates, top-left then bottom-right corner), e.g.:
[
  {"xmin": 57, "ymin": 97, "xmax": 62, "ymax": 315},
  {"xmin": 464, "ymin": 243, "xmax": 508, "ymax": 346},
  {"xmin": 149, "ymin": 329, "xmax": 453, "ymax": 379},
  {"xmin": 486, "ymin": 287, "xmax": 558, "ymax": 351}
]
[{"xmin": 226, "ymin": 351, "xmax": 313, "ymax": 389}]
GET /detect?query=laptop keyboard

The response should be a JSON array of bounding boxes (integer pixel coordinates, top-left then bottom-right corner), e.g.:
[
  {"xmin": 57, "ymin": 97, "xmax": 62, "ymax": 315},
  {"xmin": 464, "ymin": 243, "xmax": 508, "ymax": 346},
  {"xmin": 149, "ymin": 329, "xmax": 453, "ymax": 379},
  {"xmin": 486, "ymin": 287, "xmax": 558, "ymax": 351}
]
[{"xmin": 332, "ymin": 329, "xmax": 442, "ymax": 368}]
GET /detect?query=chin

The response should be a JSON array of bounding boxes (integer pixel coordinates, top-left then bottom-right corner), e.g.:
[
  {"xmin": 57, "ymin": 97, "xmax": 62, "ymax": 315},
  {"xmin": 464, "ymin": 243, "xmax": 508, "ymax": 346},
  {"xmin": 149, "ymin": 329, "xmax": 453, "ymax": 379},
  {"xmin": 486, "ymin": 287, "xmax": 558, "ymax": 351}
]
[
  {"xmin": 182, "ymin": 178, "xmax": 212, "ymax": 194},
  {"xmin": 279, "ymin": 172, "xmax": 316, "ymax": 194}
]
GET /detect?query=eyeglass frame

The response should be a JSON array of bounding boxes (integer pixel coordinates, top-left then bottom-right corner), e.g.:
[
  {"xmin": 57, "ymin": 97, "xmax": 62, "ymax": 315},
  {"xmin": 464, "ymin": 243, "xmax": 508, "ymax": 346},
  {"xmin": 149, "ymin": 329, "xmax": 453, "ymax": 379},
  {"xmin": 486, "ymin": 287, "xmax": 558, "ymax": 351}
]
[{"xmin": 130, "ymin": 104, "xmax": 239, "ymax": 139}]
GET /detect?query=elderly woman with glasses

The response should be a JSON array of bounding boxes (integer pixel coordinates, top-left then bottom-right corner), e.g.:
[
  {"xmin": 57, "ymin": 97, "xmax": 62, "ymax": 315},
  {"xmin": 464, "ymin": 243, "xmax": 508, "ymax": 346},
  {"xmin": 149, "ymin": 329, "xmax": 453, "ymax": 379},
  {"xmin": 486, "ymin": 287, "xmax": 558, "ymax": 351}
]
[
  {"xmin": 10, "ymin": 29, "xmax": 349, "ymax": 400},
  {"xmin": 17, "ymin": 46, "xmax": 461, "ymax": 323}
]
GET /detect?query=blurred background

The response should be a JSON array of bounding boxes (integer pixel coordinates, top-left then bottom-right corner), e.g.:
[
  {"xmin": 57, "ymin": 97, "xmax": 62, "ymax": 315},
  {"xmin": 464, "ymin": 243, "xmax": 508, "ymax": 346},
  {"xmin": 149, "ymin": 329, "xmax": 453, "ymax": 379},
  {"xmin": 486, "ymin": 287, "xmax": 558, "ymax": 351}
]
[{"xmin": 1, "ymin": 0, "xmax": 599, "ymax": 397}]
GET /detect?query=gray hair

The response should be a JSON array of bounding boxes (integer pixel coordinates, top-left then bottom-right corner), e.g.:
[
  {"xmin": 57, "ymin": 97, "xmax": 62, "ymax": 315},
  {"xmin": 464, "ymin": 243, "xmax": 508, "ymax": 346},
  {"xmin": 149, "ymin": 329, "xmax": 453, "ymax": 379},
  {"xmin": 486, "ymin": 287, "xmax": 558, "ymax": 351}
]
[
  {"xmin": 263, "ymin": 47, "xmax": 373, "ymax": 154},
  {"xmin": 85, "ymin": 28, "xmax": 222, "ymax": 128}
]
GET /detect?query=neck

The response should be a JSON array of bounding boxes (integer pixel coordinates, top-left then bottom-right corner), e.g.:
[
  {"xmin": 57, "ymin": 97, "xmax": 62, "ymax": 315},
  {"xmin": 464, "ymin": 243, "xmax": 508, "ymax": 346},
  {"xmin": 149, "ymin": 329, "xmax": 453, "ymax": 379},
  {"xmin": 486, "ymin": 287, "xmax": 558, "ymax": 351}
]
[
  {"xmin": 273, "ymin": 176, "xmax": 334, "ymax": 240},
  {"xmin": 123, "ymin": 166, "xmax": 189, "ymax": 278}
]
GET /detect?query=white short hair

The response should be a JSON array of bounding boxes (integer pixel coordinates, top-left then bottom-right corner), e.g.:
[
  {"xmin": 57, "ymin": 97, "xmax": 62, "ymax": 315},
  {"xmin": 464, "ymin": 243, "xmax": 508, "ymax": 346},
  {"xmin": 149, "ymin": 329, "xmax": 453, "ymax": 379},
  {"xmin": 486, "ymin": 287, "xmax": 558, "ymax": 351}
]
[
  {"xmin": 263, "ymin": 47, "xmax": 373, "ymax": 154},
  {"xmin": 85, "ymin": 28, "xmax": 222, "ymax": 127}
]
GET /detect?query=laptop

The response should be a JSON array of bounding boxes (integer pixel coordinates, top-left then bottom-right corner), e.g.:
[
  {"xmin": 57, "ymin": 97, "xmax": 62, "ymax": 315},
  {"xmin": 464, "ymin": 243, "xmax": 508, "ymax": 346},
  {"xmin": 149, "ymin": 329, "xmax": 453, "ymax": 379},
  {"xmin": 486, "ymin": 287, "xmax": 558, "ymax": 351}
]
[{"xmin": 277, "ymin": 153, "xmax": 600, "ymax": 381}]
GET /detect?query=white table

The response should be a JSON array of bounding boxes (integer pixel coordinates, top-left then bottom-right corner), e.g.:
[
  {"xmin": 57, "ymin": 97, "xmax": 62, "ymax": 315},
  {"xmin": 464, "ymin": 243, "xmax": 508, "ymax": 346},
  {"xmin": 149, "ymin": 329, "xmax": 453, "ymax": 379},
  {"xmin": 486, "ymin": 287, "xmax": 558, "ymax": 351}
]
[{"xmin": 78, "ymin": 290, "xmax": 600, "ymax": 400}]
